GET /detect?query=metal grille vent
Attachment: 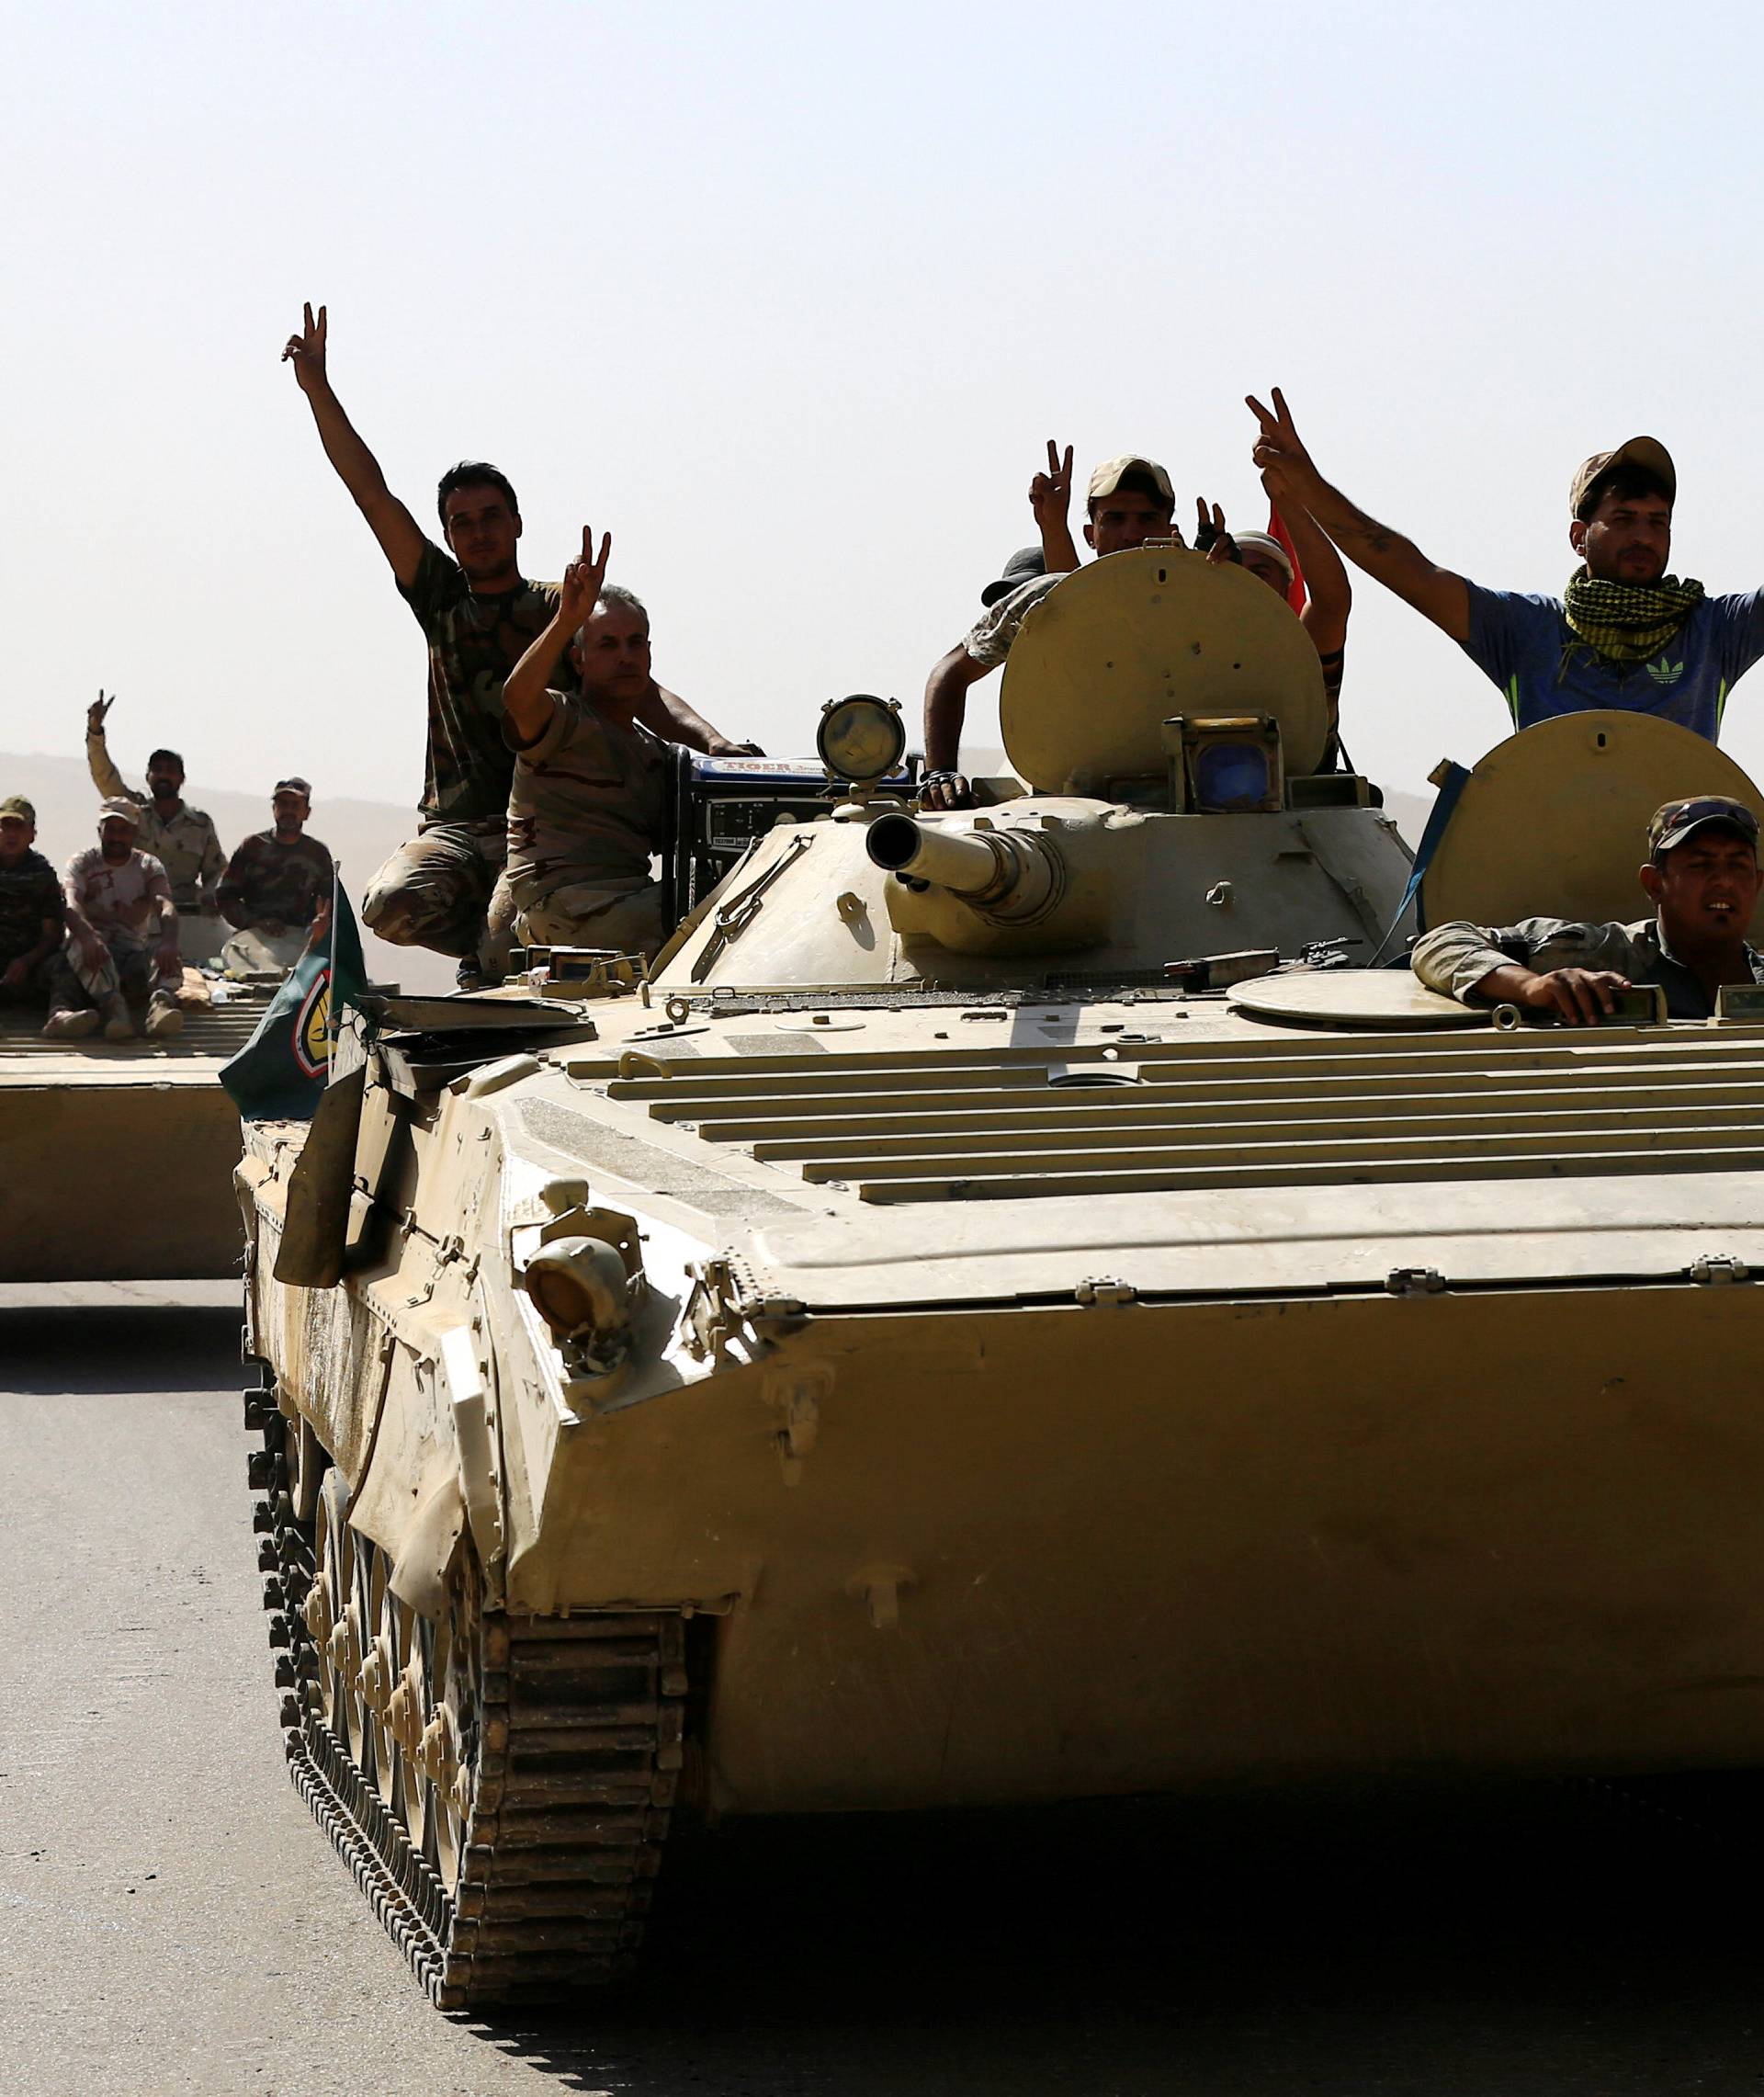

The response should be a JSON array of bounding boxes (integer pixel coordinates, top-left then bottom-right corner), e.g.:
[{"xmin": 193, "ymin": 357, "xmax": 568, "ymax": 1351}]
[{"xmin": 605, "ymin": 1027, "xmax": 1764, "ymax": 1205}]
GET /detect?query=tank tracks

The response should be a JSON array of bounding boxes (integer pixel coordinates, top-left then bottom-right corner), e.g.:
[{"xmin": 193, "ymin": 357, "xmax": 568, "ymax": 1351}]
[{"xmin": 244, "ymin": 1380, "xmax": 687, "ymax": 2010}]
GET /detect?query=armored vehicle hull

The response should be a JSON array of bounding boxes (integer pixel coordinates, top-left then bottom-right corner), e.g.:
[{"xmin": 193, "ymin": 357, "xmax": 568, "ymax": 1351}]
[
  {"xmin": 237, "ymin": 553, "xmax": 1764, "ymax": 2007},
  {"xmin": 240, "ymin": 976, "xmax": 1764, "ymax": 2004},
  {"xmin": 2, "ymin": 995, "xmax": 262, "ymax": 1281}
]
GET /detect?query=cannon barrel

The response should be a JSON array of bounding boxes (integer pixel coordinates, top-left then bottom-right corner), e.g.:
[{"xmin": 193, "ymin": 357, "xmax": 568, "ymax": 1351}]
[{"xmin": 866, "ymin": 812, "xmax": 1062, "ymax": 923}]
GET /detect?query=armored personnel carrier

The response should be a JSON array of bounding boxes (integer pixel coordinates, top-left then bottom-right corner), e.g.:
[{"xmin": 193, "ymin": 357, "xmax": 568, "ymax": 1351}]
[
  {"xmin": 238, "ymin": 547, "xmax": 1764, "ymax": 2010},
  {"xmin": 1, "ymin": 973, "xmax": 268, "ymax": 1282}
]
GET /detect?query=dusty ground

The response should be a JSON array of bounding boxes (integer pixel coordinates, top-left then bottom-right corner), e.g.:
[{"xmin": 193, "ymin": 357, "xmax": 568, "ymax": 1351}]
[{"xmin": 3, "ymin": 1284, "xmax": 1762, "ymax": 2096}]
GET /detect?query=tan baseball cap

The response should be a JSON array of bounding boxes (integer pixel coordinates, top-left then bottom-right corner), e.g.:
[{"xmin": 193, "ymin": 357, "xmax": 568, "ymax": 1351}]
[
  {"xmin": 0, "ymin": 795, "xmax": 35, "ymax": 824},
  {"xmin": 98, "ymin": 796, "xmax": 142, "ymax": 826},
  {"xmin": 1570, "ymin": 436, "xmax": 1676, "ymax": 516},
  {"xmin": 1088, "ymin": 455, "xmax": 1175, "ymax": 505}
]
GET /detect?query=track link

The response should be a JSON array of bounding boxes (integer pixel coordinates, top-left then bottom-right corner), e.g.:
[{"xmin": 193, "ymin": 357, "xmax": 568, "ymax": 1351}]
[{"xmin": 245, "ymin": 1380, "xmax": 686, "ymax": 2009}]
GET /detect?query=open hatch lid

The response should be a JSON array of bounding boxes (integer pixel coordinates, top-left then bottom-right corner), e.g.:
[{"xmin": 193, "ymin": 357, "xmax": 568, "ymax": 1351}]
[
  {"xmin": 1000, "ymin": 547, "xmax": 1329, "ymax": 790},
  {"xmin": 1420, "ymin": 710, "xmax": 1764, "ymax": 935}
]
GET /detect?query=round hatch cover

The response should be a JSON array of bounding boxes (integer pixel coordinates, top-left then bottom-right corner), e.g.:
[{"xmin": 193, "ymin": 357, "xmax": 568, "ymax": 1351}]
[
  {"xmin": 1228, "ymin": 969, "xmax": 1491, "ymax": 1029},
  {"xmin": 999, "ymin": 548, "xmax": 1329, "ymax": 792},
  {"xmin": 1422, "ymin": 711, "xmax": 1764, "ymax": 935}
]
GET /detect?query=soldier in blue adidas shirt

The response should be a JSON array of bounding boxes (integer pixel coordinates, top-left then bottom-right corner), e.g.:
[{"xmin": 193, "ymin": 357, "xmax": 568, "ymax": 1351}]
[{"xmin": 1247, "ymin": 391, "xmax": 1764, "ymax": 742}]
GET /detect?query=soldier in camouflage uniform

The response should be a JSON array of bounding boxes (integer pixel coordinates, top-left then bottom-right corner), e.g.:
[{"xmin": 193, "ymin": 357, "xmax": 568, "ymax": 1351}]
[
  {"xmin": 217, "ymin": 777, "xmax": 334, "ymax": 976},
  {"xmin": 0, "ymin": 796, "xmax": 64, "ymax": 1014},
  {"xmin": 499, "ymin": 532, "xmax": 673, "ymax": 959},
  {"xmin": 48, "ymin": 799, "xmax": 183, "ymax": 1041},
  {"xmin": 84, "ymin": 692, "xmax": 227, "ymax": 912},
  {"xmin": 282, "ymin": 302, "xmax": 757, "ymax": 977}
]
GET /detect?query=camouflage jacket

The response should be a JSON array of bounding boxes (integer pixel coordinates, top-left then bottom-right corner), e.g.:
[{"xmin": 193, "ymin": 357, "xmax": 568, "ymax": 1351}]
[
  {"xmin": 0, "ymin": 847, "xmax": 63, "ymax": 965},
  {"xmin": 505, "ymin": 695, "xmax": 671, "ymax": 901},
  {"xmin": 217, "ymin": 831, "xmax": 334, "ymax": 931},
  {"xmin": 401, "ymin": 543, "xmax": 582, "ymax": 827},
  {"xmin": 85, "ymin": 734, "xmax": 228, "ymax": 906},
  {"xmin": 1413, "ymin": 913, "xmax": 1764, "ymax": 1021},
  {"xmin": 64, "ymin": 845, "xmax": 175, "ymax": 939}
]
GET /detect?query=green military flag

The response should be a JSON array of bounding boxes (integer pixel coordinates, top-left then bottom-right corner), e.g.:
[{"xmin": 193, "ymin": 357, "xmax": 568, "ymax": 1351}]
[{"xmin": 220, "ymin": 876, "xmax": 369, "ymax": 1121}]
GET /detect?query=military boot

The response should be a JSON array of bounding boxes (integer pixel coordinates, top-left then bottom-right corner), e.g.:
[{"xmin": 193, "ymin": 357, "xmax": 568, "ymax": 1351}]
[
  {"xmin": 101, "ymin": 993, "xmax": 136, "ymax": 1042},
  {"xmin": 41, "ymin": 1004, "xmax": 99, "ymax": 1039},
  {"xmin": 145, "ymin": 990, "xmax": 184, "ymax": 1039}
]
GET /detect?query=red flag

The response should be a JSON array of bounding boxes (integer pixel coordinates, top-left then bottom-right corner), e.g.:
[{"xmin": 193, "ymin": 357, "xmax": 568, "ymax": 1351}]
[{"xmin": 1269, "ymin": 504, "xmax": 1306, "ymax": 615}]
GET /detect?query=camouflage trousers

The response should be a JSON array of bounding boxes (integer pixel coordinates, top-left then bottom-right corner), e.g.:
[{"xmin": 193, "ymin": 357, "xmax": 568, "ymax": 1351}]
[
  {"xmin": 508, "ymin": 873, "xmax": 667, "ymax": 961},
  {"xmin": 362, "ymin": 821, "xmax": 514, "ymax": 965},
  {"xmin": 47, "ymin": 924, "xmax": 178, "ymax": 1010}
]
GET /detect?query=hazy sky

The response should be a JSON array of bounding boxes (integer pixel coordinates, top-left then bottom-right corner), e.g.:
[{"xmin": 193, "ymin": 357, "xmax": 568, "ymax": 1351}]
[{"xmin": 9, "ymin": 0, "xmax": 1764, "ymax": 824}]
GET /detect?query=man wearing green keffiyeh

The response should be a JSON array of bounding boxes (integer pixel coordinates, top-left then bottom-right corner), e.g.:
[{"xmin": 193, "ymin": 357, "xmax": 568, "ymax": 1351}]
[{"xmin": 1243, "ymin": 396, "xmax": 1764, "ymax": 745}]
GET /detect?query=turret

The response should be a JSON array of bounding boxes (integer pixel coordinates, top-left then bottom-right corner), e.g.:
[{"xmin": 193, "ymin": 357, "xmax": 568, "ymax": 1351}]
[{"xmin": 652, "ymin": 550, "xmax": 1417, "ymax": 993}]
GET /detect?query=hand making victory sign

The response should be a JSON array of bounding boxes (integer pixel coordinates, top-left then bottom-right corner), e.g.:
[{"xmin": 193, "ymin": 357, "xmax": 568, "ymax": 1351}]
[
  {"xmin": 1030, "ymin": 440, "xmax": 1080, "ymax": 572},
  {"xmin": 1193, "ymin": 498, "xmax": 1240, "ymax": 567},
  {"xmin": 1246, "ymin": 388, "xmax": 1321, "ymax": 510},
  {"xmin": 502, "ymin": 527, "xmax": 613, "ymax": 747},
  {"xmin": 559, "ymin": 526, "xmax": 611, "ymax": 629},
  {"xmin": 86, "ymin": 689, "xmax": 117, "ymax": 737},
  {"xmin": 282, "ymin": 302, "xmax": 329, "ymax": 397}
]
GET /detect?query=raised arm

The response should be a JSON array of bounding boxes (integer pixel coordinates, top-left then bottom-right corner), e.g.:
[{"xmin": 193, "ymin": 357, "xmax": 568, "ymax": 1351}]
[
  {"xmin": 85, "ymin": 691, "xmax": 134, "ymax": 799},
  {"xmin": 504, "ymin": 529, "xmax": 609, "ymax": 747},
  {"xmin": 1270, "ymin": 499, "xmax": 1351, "ymax": 658},
  {"xmin": 637, "ymin": 684, "xmax": 763, "ymax": 756},
  {"xmin": 1249, "ymin": 390, "xmax": 1468, "ymax": 644},
  {"xmin": 1030, "ymin": 440, "xmax": 1080, "ymax": 572},
  {"xmin": 283, "ymin": 303, "xmax": 427, "ymax": 590}
]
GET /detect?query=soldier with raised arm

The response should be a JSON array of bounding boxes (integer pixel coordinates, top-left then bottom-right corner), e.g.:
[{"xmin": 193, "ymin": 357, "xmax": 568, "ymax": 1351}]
[
  {"xmin": 498, "ymin": 529, "xmax": 673, "ymax": 960},
  {"xmin": 1248, "ymin": 391, "xmax": 1764, "ymax": 741},
  {"xmin": 84, "ymin": 692, "xmax": 226, "ymax": 913},
  {"xmin": 281, "ymin": 302, "xmax": 754, "ymax": 977}
]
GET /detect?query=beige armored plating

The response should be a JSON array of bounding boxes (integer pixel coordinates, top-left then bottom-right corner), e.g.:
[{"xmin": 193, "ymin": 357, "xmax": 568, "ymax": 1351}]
[
  {"xmin": 238, "ymin": 549, "xmax": 1764, "ymax": 2010},
  {"xmin": 0, "ymin": 992, "xmax": 266, "ymax": 1281}
]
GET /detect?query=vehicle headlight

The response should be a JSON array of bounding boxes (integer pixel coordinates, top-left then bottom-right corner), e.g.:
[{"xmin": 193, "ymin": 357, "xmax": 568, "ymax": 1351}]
[{"xmin": 817, "ymin": 694, "xmax": 906, "ymax": 784}]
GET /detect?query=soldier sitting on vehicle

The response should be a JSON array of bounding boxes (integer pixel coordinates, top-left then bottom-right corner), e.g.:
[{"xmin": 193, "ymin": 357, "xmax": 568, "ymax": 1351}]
[
  {"xmin": 1412, "ymin": 797, "xmax": 1764, "ymax": 1024},
  {"xmin": 47, "ymin": 798, "xmax": 182, "ymax": 1041},
  {"xmin": 1032, "ymin": 439, "xmax": 1353, "ymax": 765},
  {"xmin": 1248, "ymin": 391, "xmax": 1764, "ymax": 743},
  {"xmin": 84, "ymin": 692, "xmax": 227, "ymax": 914},
  {"xmin": 498, "ymin": 529, "xmax": 673, "ymax": 962},
  {"xmin": 922, "ymin": 454, "xmax": 1185, "ymax": 810},
  {"xmin": 217, "ymin": 778, "xmax": 334, "ymax": 977},
  {"xmin": 281, "ymin": 301, "xmax": 755, "ymax": 977},
  {"xmin": 0, "ymin": 796, "xmax": 64, "ymax": 1013}
]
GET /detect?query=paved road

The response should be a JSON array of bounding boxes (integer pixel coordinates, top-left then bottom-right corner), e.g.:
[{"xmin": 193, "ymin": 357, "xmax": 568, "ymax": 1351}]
[{"xmin": 5, "ymin": 1286, "xmax": 1764, "ymax": 2096}]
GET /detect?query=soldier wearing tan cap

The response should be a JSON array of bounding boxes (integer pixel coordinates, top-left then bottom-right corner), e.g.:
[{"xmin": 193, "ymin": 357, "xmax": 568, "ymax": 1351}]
[
  {"xmin": 921, "ymin": 454, "xmax": 1183, "ymax": 810},
  {"xmin": 1248, "ymin": 390, "xmax": 1764, "ymax": 743},
  {"xmin": 46, "ymin": 798, "xmax": 182, "ymax": 1040}
]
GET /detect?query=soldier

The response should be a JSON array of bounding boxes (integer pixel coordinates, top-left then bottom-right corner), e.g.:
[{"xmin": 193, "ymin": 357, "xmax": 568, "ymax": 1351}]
[
  {"xmin": 922, "ymin": 455, "xmax": 1182, "ymax": 810},
  {"xmin": 1030, "ymin": 439, "xmax": 1353, "ymax": 765},
  {"xmin": 281, "ymin": 302, "xmax": 754, "ymax": 975},
  {"xmin": 84, "ymin": 693, "xmax": 227, "ymax": 912},
  {"xmin": 47, "ymin": 799, "xmax": 181, "ymax": 1041},
  {"xmin": 498, "ymin": 531, "xmax": 673, "ymax": 960},
  {"xmin": 217, "ymin": 778, "xmax": 334, "ymax": 976},
  {"xmin": 1412, "ymin": 797, "xmax": 1764, "ymax": 1024},
  {"xmin": 1248, "ymin": 391, "xmax": 1764, "ymax": 742},
  {"xmin": 0, "ymin": 797, "xmax": 63, "ymax": 1012}
]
